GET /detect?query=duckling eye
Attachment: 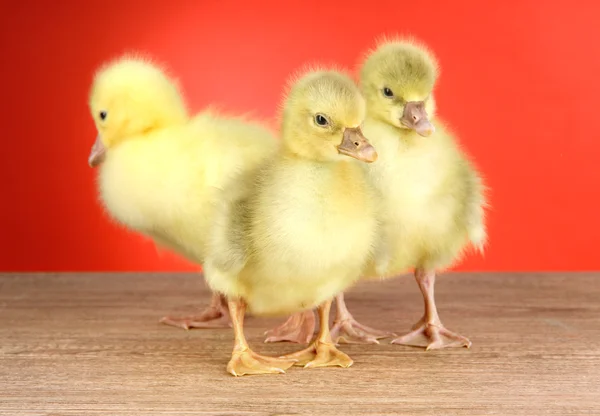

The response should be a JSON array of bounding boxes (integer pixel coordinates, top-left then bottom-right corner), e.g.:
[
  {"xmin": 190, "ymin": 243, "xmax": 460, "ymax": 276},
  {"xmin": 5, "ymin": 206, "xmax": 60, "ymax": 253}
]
[
  {"xmin": 314, "ymin": 114, "xmax": 329, "ymax": 127},
  {"xmin": 99, "ymin": 111, "xmax": 107, "ymax": 121},
  {"xmin": 382, "ymin": 87, "xmax": 394, "ymax": 98}
]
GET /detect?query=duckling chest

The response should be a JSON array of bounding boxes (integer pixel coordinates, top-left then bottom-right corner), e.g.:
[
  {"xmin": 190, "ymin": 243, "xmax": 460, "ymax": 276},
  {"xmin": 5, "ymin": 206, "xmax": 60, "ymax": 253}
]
[
  {"xmin": 368, "ymin": 135, "xmax": 450, "ymax": 228},
  {"xmin": 98, "ymin": 154, "xmax": 158, "ymax": 232},
  {"xmin": 253, "ymin": 163, "xmax": 377, "ymax": 264},
  {"xmin": 98, "ymin": 142, "xmax": 217, "ymax": 235}
]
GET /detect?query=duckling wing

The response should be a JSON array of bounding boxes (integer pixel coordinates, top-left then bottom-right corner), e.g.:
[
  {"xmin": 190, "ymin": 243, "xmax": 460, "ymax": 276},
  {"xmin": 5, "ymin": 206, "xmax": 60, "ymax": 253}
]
[{"xmin": 205, "ymin": 196, "xmax": 251, "ymax": 276}]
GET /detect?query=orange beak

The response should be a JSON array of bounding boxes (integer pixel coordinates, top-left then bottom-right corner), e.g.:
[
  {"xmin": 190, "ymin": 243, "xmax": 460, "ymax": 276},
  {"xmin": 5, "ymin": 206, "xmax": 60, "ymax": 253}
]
[
  {"xmin": 337, "ymin": 127, "xmax": 378, "ymax": 163},
  {"xmin": 400, "ymin": 101, "xmax": 435, "ymax": 137},
  {"xmin": 88, "ymin": 134, "xmax": 106, "ymax": 168}
]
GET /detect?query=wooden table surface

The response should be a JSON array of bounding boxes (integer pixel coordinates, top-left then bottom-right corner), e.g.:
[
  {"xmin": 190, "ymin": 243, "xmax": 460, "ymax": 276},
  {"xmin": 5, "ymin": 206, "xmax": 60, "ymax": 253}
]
[{"xmin": 0, "ymin": 273, "xmax": 598, "ymax": 415}]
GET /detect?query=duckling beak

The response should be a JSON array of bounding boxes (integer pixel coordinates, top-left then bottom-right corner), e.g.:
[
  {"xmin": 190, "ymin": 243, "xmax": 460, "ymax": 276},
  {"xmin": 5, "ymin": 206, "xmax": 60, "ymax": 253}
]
[
  {"xmin": 88, "ymin": 134, "xmax": 106, "ymax": 168},
  {"xmin": 337, "ymin": 127, "xmax": 378, "ymax": 163},
  {"xmin": 400, "ymin": 101, "xmax": 435, "ymax": 137}
]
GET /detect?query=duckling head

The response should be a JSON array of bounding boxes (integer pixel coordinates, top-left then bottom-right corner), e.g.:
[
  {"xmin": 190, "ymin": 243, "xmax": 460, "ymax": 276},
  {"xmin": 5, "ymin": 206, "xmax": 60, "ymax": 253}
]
[
  {"xmin": 280, "ymin": 68, "xmax": 377, "ymax": 163},
  {"xmin": 87, "ymin": 55, "xmax": 188, "ymax": 167},
  {"xmin": 360, "ymin": 38, "xmax": 438, "ymax": 137}
]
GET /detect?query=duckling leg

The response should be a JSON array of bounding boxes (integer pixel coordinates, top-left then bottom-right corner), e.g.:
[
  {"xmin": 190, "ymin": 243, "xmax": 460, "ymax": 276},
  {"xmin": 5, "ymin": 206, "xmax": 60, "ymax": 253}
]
[
  {"xmin": 263, "ymin": 310, "xmax": 316, "ymax": 344},
  {"xmin": 391, "ymin": 268, "xmax": 472, "ymax": 350},
  {"xmin": 280, "ymin": 299, "xmax": 354, "ymax": 369},
  {"xmin": 330, "ymin": 293, "xmax": 396, "ymax": 344},
  {"xmin": 226, "ymin": 299, "xmax": 297, "ymax": 377},
  {"xmin": 160, "ymin": 293, "xmax": 232, "ymax": 329}
]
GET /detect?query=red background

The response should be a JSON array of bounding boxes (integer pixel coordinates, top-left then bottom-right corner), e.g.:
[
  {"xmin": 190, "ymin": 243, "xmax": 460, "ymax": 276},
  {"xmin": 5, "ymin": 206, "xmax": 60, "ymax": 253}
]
[{"xmin": 1, "ymin": 0, "xmax": 598, "ymax": 272}]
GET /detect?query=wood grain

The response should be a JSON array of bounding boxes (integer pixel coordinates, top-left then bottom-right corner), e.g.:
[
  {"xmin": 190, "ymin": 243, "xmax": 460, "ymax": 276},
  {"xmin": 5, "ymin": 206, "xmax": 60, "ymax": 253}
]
[{"xmin": 0, "ymin": 273, "xmax": 599, "ymax": 415}]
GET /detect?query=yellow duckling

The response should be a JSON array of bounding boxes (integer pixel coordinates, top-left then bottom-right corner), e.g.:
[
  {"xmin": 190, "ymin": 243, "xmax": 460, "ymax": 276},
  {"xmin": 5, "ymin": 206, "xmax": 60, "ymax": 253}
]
[
  {"xmin": 339, "ymin": 38, "xmax": 487, "ymax": 349},
  {"xmin": 266, "ymin": 38, "xmax": 487, "ymax": 350},
  {"xmin": 203, "ymin": 68, "xmax": 379, "ymax": 376},
  {"xmin": 87, "ymin": 55, "xmax": 279, "ymax": 328}
]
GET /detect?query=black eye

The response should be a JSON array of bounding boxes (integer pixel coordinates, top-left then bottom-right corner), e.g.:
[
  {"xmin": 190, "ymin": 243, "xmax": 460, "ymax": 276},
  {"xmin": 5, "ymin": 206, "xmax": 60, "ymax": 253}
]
[
  {"xmin": 383, "ymin": 87, "xmax": 394, "ymax": 98},
  {"xmin": 99, "ymin": 111, "xmax": 107, "ymax": 121},
  {"xmin": 314, "ymin": 114, "xmax": 329, "ymax": 127}
]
